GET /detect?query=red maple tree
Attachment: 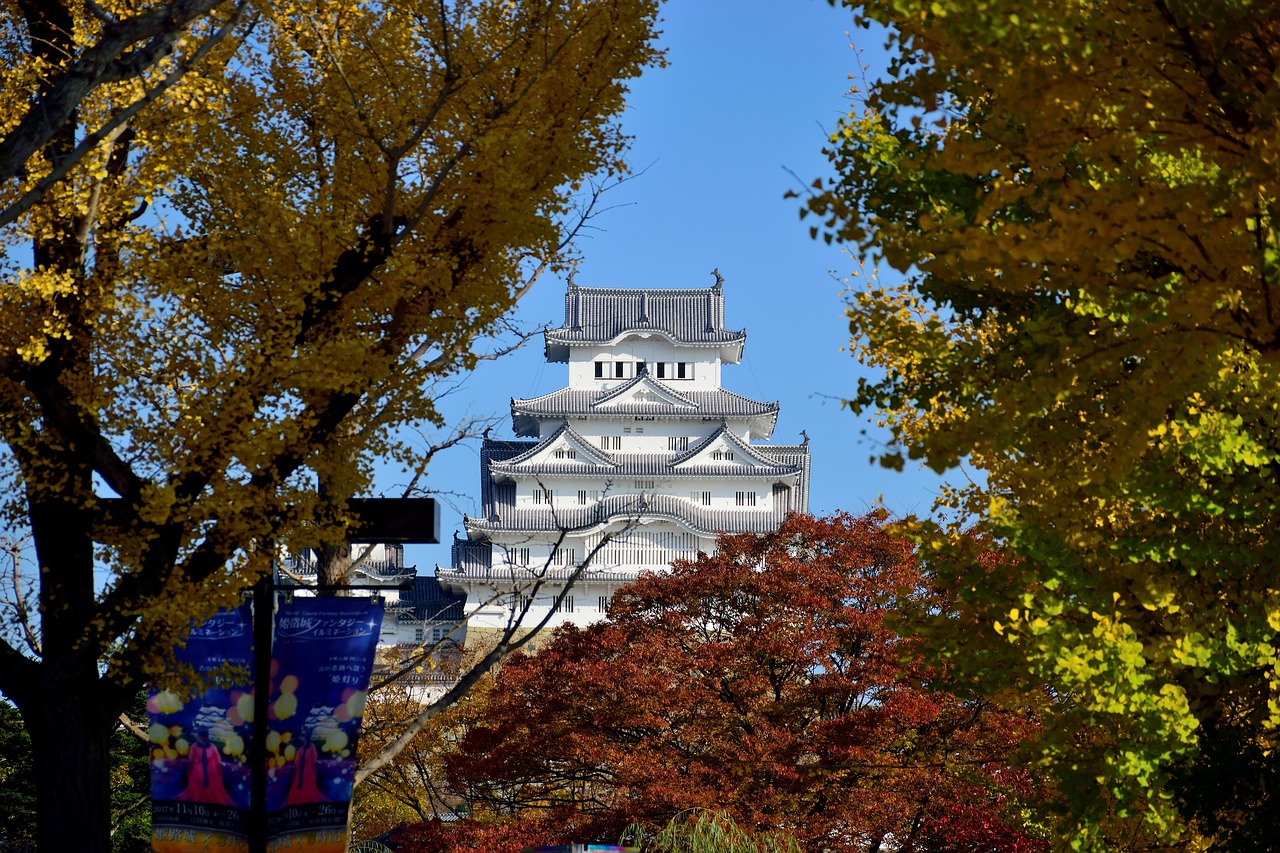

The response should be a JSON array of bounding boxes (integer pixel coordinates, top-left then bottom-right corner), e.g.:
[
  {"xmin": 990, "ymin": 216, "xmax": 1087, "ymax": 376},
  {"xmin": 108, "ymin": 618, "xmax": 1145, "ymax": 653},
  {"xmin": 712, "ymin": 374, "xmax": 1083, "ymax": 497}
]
[{"xmin": 401, "ymin": 513, "xmax": 1046, "ymax": 852}]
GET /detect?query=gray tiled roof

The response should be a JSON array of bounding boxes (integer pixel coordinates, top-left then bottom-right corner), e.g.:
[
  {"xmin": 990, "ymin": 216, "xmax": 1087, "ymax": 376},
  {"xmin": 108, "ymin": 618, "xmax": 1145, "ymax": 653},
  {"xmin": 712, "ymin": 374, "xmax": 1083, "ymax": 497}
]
[
  {"xmin": 463, "ymin": 492, "xmax": 788, "ymax": 538},
  {"xmin": 395, "ymin": 576, "xmax": 467, "ymax": 623},
  {"xmin": 511, "ymin": 380, "xmax": 778, "ymax": 436},
  {"xmin": 762, "ymin": 443, "xmax": 811, "ymax": 514},
  {"xmin": 499, "ymin": 421, "xmax": 618, "ymax": 468},
  {"xmin": 545, "ymin": 284, "xmax": 746, "ymax": 359},
  {"xmin": 478, "ymin": 439, "xmax": 537, "ymax": 516},
  {"xmin": 489, "ymin": 427, "xmax": 804, "ymax": 480}
]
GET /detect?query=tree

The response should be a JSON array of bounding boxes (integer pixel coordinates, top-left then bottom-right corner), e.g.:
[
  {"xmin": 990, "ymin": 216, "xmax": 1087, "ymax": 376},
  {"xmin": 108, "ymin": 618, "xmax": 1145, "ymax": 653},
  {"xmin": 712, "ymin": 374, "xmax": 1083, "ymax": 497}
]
[
  {"xmin": 418, "ymin": 513, "xmax": 1045, "ymax": 852},
  {"xmin": 0, "ymin": 696, "xmax": 152, "ymax": 852},
  {"xmin": 0, "ymin": 1, "xmax": 663, "ymax": 849},
  {"xmin": 803, "ymin": 1, "xmax": 1280, "ymax": 847}
]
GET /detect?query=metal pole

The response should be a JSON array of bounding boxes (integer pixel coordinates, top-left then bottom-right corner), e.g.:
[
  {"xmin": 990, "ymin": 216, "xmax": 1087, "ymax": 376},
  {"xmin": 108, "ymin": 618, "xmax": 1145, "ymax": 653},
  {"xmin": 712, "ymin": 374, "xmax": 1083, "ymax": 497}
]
[{"xmin": 249, "ymin": 569, "xmax": 273, "ymax": 853}]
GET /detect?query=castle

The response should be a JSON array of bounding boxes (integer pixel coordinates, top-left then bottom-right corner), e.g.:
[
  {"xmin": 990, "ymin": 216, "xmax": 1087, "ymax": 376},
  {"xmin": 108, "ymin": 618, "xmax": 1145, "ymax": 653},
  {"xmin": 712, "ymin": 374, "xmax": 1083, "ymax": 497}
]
[{"xmin": 437, "ymin": 278, "xmax": 810, "ymax": 641}]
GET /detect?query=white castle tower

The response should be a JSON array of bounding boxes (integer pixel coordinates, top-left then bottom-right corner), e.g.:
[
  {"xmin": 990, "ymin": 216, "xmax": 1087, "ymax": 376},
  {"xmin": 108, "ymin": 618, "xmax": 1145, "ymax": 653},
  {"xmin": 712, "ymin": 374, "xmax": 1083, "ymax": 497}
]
[{"xmin": 438, "ymin": 278, "xmax": 810, "ymax": 640}]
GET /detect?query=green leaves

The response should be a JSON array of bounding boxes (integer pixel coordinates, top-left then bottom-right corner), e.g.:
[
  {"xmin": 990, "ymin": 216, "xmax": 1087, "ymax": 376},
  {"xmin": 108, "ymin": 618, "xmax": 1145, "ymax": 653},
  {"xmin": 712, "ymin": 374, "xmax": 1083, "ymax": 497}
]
[{"xmin": 815, "ymin": 0, "xmax": 1280, "ymax": 846}]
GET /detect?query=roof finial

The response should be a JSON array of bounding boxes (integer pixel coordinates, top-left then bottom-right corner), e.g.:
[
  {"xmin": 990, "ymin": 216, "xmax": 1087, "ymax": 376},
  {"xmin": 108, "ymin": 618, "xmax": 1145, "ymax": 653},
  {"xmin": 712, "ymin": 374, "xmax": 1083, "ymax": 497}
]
[
  {"xmin": 800, "ymin": 429, "xmax": 810, "ymax": 445},
  {"xmin": 567, "ymin": 269, "xmax": 578, "ymax": 288},
  {"xmin": 483, "ymin": 426, "xmax": 492, "ymax": 439},
  {"xmin": 711, "ymin": 267, "xmax": 724, "ymax": 289}
]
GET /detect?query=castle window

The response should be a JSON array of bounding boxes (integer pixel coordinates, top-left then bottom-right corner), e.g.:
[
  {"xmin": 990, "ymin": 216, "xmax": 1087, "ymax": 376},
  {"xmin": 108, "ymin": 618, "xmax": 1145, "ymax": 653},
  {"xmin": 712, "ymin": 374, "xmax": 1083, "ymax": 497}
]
[
  {"xmin": 735, "ymin": 491, "xmax": 757, "ymax": 507},
  {"xmin": 668, "ymin": 436, "xmax": 689, "ymax": 451},
  {"xmin": 614, "ymin": 361, "xmax": 626, "ymax": 379},
  {"xmin": 712, "ymin": 449, "xmax": 735, "ymax": 461},
  {"xmin": 414, "ymin": 628, "xmax": 424, "ymax": 643},
  {"xmin": 554, "ymin": 448, "xmax": 577, "ymax": 459},
  {"xmin": 634, "ymin": 480, "xmax": 655, "ymax": 489},
  {"xmin": 552, "ymin": 547, "xmax": 576, "ymax": 566},
  {"xmin": 533, "ymin": 488, "xmax": 553, "ymax": 504},
  {"xmin": 600, "ymin": 436, "xmax": 621, "ymax": 451},
  {"xmin": 555, "ymin": 595, "xmax": 575, "ymax": 614},
  {"xmin": 692, "ymin": 490, "xmax": 711, "ymax": 505},
  {"xmin": 598, "ymin": 595, "xmax": 610, "ymax": 613},
  {"xmin": 578, "ymin": 489, "xmax": 588, "ymax": 504},
  {"xmin": 594, "ymin": 361, "xmax": 607, "ymax": 378},
  {"xmin": 677, "ymin": 362, "xmax": 688, "ymax": 379},
  {"xmin": 507, "ymin": 548, "xmax": 531, "ymax": 567}
]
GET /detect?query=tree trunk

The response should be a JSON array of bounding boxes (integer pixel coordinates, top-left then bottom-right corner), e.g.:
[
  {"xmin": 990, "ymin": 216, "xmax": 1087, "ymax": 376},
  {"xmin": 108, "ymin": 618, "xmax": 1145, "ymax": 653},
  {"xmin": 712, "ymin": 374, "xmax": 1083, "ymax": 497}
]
[{"xmin": 24, "ymin": 664, "xmax": 113, "ymax": 852}]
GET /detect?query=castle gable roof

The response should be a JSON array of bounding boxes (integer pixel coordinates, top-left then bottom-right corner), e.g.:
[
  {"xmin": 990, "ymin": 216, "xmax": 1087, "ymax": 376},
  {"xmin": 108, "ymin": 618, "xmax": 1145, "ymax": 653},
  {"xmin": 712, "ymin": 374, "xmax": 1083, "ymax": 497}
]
[
  {"xmin": 511, "ymin": 386, "xmax": 779, "ymax": 437},
  {"xmin": 592, "ymin": 373, "xmax": 698, "ymax": 411},
  {"xmin": 490, "ymin": 422, "xmax": 619, "ymax": 475},
  {"xmin": 669, "ymin": 422, "xmax": 785, "ymax": 471}
]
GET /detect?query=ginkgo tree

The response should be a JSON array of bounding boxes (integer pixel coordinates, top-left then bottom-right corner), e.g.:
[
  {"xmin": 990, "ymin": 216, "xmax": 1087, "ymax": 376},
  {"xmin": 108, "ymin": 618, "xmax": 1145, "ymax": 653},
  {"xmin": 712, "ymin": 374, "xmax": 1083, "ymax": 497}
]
[
  {"xmin": 805, "ymin": 0, "xmax": 1280, "ymax": 847},
  {"xmin": 0, "ymin": 1, "xmax": 662, "ymax": 850}
]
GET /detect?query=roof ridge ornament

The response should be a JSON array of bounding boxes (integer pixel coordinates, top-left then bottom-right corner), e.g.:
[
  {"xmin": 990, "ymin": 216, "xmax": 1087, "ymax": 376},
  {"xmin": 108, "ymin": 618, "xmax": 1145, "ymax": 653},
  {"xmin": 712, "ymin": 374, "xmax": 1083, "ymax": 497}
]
[
  {"xmin": 711, "ymin": 267, "xmax": 724, "ymax": 289},
  {"xmin": 567, "ymin": 270, "xmax": 582, "ymax": 329}
]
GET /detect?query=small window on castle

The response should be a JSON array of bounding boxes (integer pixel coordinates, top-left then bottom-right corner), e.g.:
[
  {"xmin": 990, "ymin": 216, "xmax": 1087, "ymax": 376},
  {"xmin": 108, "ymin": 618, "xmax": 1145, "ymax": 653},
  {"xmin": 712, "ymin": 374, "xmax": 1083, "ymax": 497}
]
[
  {"xmin": 556, "ymin": 596, "xmax": 575, "ymax": 614},
  {"xmin": 414, "ymin": 628, "xmax": 425, "ymax": 643},
  {"xmin": 554, "ymin": 448, "xmax": 577, "ymax": 460},
  {"xmin": 656, "ymin": 362, "xmax": 667, "ymax": 379},
  {"xmin": 634, "ymin": 480, "xmax": 655, "ymax": 490},
  {"xmin": 594, "ymin": 361, "xmax": 607, "ymax": 378},
  {"xmin": 677, "ymin": 362, "xmax": 688, "ymax": 379},
  {"xmin": 598, "ymin": 595, "xmax": 610, "ymax": 613},
  {"xmin": 578, "ymin": 489, "xmax": 588, "ymax": 504},
  {"xmin": 508, "ymin": 548, "xmax": 531, "ymax": 566},
  {"xmin": 600, "ymin": 436, "xmax": 621, "ymax": 451},
  {"xmin": 668, "ymin": 436, "xmax": 688, "ymax": 451},
  {"xmin": 735, "ymin": 491, "xmax": 757, "ymax": 507},
  {"xmin": 623, "ymin": 427, "xmax": 632, "ymax": 434},
  {"xmin": 692, "ymin": 490, "xmax": 711, "ymax": 505},
  {"xmin": 533, "ymin": 488, "xmax": 553, "ymax": 504},
  {"xmin": 614, "ymin": 361, "xmax": 626, "ymax": 379}
]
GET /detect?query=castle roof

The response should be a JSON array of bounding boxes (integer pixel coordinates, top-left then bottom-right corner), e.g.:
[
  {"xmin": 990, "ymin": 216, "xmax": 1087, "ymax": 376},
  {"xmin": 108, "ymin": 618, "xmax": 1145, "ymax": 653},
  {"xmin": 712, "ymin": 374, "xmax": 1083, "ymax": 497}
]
[
  {"xmin": 511, "ymin": 373, "xmax": 778, "ymax": 437},
  {"xmin": 544, "ymin": 284, "xmax": 746, "ymax": 361},
  {"xmin": 486, "ymin": 430, "xmax": 804, "ymax": 482},
  {"xmin": 393, "ymin": 576, "xmax": 467, "ymax": 623},
  {"xmin": 463, "ymin": 492, "xmax": 791, "ymax": 539}
]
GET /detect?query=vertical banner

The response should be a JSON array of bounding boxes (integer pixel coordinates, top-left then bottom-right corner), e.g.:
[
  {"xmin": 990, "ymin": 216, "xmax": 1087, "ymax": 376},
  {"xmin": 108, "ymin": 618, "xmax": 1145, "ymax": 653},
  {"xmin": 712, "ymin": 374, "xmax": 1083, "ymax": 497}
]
[
  {"xmin": 265, "ymin": 596, "xmax": 384, "ymax": 852},
  {"xmin": 149, "ymin": 604, "xmax": 255, "ymax": 853}
]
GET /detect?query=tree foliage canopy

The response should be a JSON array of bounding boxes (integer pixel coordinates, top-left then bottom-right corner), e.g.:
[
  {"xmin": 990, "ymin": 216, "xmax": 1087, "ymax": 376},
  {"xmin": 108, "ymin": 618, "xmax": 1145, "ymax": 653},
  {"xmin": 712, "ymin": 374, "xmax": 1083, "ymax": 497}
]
[
  {"xmin": 806, "ymin": 0, "xmax": 1280, "ymax": 846},
  {"xmin": 419, "ymin": 514, "xmax": 1044, "ymax": 853},
  {"xmin": 0, "ymin": 0, "xmax": 662, "ymax": 849}
]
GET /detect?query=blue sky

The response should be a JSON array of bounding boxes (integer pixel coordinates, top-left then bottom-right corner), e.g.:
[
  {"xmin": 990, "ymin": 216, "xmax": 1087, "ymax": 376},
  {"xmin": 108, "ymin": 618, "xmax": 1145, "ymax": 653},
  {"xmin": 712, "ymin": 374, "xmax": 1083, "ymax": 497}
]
[{"xmin": 398, "ymin": 0, "xmax": 953, "ymax": 571}]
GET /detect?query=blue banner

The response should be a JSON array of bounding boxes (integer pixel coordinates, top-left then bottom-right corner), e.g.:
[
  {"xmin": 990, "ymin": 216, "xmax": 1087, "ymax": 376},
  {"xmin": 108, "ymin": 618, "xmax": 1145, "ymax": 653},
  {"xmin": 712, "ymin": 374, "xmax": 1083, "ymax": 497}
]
[
  {"xmin": 265, "ymin": 596, "xmax": 384, "ymax": 852},
  {"xmin": 148, "ymin": 604, "xmax": 255, "ymax": 853}
]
